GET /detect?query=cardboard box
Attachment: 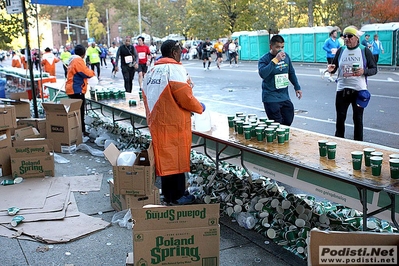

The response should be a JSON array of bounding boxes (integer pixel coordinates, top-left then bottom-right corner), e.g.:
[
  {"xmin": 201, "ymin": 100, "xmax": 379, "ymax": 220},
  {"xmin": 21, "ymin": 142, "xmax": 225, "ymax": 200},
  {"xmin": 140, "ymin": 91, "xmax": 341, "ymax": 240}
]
[
  {"xmin": 104, "ymin": 143, "xmax": 155, "ymax": 196},
  {"xmin": 308, "ymin": 228, "xmax": 399, "ymax": 266},
  {"xmin": 0, "ymin": 105, "xmax": 17, "ymax": 130},
  {"xmin": 10, "ymin": 139, "xmax": 55, "ymax": 178},
  {"xmin": 18, "ymin": 118, "xmax": 46, "ymax": 138},
  {"xmin": 14, "ymin": 126, "xmax": 40, "ymax": 141},
  {"xmin": 108, "ymin": 178, "xmax": 127, "ymax": 212},
  {"xmin": 0, "ymin": 92, "xmax": 31, "ymax": 118},
  {"xmin": 125, "ymin": 186, "xmax": 160, "ymax": 210},
  {"xmin": 0, "ymin": 129, "xmax": 12, "ymax": 176},
  {"xmin": 42, "ymin": 99, "xmax": 82, "ymax": 153},
  {"xmin": 132, "ymin": 204, "xmax": 220, "ymax": 266}
]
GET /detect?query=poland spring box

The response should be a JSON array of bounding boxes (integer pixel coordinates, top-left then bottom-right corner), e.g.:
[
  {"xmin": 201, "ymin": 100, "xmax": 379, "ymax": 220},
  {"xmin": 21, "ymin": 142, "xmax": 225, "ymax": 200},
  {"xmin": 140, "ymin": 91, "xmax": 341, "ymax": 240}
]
[
  {"xmin": 42, "ymin": 99, "xmax": 82, "ymax": 153},
  {"xmin": 132, "ymin": 204, "xmax": 220, "ymax": 266}
]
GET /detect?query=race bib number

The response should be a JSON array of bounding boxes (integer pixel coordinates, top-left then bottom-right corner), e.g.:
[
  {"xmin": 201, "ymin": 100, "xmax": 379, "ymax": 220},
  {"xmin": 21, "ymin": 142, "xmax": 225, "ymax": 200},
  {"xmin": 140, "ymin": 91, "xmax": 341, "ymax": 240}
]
[
  {"xmin": 138, "ymin": 52, "xmax": 146, "ymax": 60},
  {"xmin": 342, "ymin": 64, "xmax": 353, "ymax": 77},
  {"xmin": 125, "ymin": 55, "xmax": 133, "ymax": 63},
  {"xmin": 275, "ymin": 74, "xmax": 289, "ymax": 89},
  {"xmin": 331, "ymin": 48, "xmax": 337, "ymax": 55}
]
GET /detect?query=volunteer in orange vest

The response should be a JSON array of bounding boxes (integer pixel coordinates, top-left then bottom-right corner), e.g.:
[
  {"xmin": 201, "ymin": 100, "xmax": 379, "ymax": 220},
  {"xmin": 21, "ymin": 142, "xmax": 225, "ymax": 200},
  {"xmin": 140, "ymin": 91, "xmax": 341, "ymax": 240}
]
[
  {"xmin": 142, "ymin": 40, "xmax": 205, "ymax": 205},
  {"xmin": 42, "ymin": 47, "xmax": 60, "ymax": 76},
  {"xmin": 66, "ymin": 44, "xmax": 97, "ymax": 135},
  {"xmin": 11, "ymin": 51, "xmax": 22, "ymax": 68},
  {"xmin": 20, "ymin": 49, "xmax": 28, "ymax": 70}
]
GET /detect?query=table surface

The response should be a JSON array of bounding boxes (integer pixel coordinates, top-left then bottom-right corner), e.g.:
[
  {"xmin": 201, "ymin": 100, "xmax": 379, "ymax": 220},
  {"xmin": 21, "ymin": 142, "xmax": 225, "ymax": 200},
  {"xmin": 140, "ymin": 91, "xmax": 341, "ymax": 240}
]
[{"xmin": 44, "ymin": 84, "xmax": 399, "ymax": 194}]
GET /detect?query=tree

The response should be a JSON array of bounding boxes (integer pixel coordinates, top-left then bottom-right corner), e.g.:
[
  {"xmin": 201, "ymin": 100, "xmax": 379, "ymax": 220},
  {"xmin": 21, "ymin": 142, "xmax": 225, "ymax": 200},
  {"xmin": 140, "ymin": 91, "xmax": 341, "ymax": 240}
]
[
  {"xmin": 368, "ymin": 0, "xmax": 399, "ymax": 23},
  {"xmin": 0, "ymin": 0, "xmax": 36, "ymax": 49},
  {"xmin": 87, "ymin": 3, "xmax": 106, "ymax": 43}
]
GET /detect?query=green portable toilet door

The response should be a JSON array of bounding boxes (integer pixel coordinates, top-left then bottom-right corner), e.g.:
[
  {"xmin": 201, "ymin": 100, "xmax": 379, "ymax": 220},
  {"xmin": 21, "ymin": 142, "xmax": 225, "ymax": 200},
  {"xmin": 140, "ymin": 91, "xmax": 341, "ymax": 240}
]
[
  {"xmin": 315, "ymin": 34, "xmax": 330, "ymax": 63},
  {"xmin": 239, "ymin": 35, "xmax": 250, "ymax": 60},
  {"xmin": 290, "ymin": 33, "xmax": 301, "ymax": 62},
  {"xmin": 302, "ymin": 33, "xmax": 315, "ymax": 62}
]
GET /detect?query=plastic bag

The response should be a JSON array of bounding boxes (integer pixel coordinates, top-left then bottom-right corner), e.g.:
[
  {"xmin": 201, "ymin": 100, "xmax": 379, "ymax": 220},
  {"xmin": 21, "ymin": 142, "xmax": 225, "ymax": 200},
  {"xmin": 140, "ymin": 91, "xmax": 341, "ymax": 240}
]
[
  {"xmin": 76, "ymin": 143, "xmax": 104, "ymax": 157},
  {"xmin": 236, "ymin": 212, "xmax": 257, "ymax": 230},
  {"xmin": 54, "ymin": 153, "xmax": 70, "ymax": 164},
  {"xmin": 111, "ymin": 209, "xmax": 133, "ymax": 229}
]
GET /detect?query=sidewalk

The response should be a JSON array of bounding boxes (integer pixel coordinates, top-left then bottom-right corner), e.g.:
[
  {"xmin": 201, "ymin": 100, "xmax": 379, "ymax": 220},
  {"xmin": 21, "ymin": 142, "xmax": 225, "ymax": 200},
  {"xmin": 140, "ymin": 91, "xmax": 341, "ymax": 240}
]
[{"xmin": 0, "ymin": 141, "xmax": 306, "ymax": 266}]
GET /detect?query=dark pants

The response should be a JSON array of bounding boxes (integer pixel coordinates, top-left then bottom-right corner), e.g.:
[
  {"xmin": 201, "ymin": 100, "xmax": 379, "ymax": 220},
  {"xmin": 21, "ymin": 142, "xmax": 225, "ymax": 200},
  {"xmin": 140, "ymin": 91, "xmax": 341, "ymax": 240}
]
[
  {"xmin": 90, "ymin": 62, "xmax": 100, "ymax": 78},
  {"xmin": 68, "ymin": 93, "xmax": 86, "ymax": 133},
  {"xmin": 63, "ymin": 64, "xmax": 68, "ymax": 78},
  {"xmin": 263, "ymin": 100, "xmax": 295, "ymax": 126},
  {"xmin": 373, "ymin": 54, "xmax": 379, "ymax": 64},
  {"xmin": 121, "ymin": 65, "xmax": 136, "ymax": 93},
  {"xmin": 161, "ymin": 173, "xmax": 186, "ymax": 203},
  {"xmin": 335, "ymin": 89, "xmax": 364, "ymax": 141},
  {"xmin": 100, "ymin": 57, "xmax": 107, "ymax": 66}
]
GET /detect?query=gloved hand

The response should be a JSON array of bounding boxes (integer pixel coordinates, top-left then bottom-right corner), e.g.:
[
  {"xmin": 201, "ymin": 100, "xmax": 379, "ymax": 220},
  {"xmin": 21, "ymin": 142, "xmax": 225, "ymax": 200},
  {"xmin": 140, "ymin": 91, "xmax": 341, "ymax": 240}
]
[{"xmin": 200, "ymin": 102, "xmax": 206, "ymax": 112}]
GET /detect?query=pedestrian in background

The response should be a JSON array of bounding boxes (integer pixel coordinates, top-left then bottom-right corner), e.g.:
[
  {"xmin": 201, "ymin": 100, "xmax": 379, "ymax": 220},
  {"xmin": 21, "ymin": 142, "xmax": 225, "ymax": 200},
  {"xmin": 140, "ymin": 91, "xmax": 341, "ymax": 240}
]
[
  {"xmin": 323, "ymin": 29, "xmax": 340, "ymax": 82},
  {"xmin": 214, "ymin": 39, "xmax": 224, "ymax": 69},
  {"xmin": 99, "ymin": 44, "xmax": 108, "ymax": 68},
  {"xmin": 371, "ymin": 34, "xmax": 384, "ymax": 64},
  {"xmin": 115, "ymin": 36, "xmax": 138, "ymax": 93},
  {"xmin": 60, "ymin": 45, "xmax": 72, "ymax": 78},
  {"xmin": 108, "ymin": 42, "xmax": 118, "ymax": 77},
  {"xmin": 66, "ymin": 44, "xmax": 97, "ymax": 135},
  {"xmin": 135, "ymin": 36, "xmax": 151, "ymax": 91},
  {"xmin": 86, "ymin": 42, "xmax": 101, "ymax": 79},
  {"xmin": 327, "ymin": 26, "xmax": 377, "ymax": 141},
  {"xmin": 11, "ymin": 51, "xmax": 22, "ymax": 68},
  {"xmin": 361, "ymin": 34, "xmax": 372, "ymax": 50},
  {"xmin": 42, "ymin": 47, "xmax": 60, "ymax": 76},
  {"xmin": 201, "ymin": 38, "xmax": 212, "ymax": 70},
  {"xmin": 142, "ymin": 40, "xmax": 205, "ymax": 205},
  {"xmin": 258, "ymin": 34, "xmax": 302, "ymax": 126}
]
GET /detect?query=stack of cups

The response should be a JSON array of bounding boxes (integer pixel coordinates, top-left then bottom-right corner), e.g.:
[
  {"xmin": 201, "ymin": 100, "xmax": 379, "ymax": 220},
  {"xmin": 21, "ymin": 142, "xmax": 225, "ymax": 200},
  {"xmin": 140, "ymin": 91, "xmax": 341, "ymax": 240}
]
[{"xmin": 389, "ymin": 154, "xmax": 399, "ymax": 179}]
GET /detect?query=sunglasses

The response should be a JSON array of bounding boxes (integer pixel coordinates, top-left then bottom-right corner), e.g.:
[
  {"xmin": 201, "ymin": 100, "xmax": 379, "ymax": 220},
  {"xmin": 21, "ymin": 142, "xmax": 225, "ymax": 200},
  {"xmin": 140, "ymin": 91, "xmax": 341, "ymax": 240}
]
[{"xmin": 343, "ymin": 34, "xmax": 354, "ymax": 39}]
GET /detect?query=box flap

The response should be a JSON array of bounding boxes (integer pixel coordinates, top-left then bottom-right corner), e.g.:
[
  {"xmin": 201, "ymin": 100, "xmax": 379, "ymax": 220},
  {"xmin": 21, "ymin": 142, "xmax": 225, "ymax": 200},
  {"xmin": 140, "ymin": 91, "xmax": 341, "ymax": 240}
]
[
  {"xmin": 10, "ymin": 92, "xmax": 30, "ymax": 101},
  {"xmin": 132, "ymin": 204, "xmax": 220, "ymax": 231},
  {"xmin": 60, "ymin": 98, "xmax": 82, "ymax": 112},
  {"xmin": 12, "ymin": 138, "xmax": 54, "ymax": 152},
  {"xmin": 42, "ymin": 102, "xmax": 68, "ymax": 113},
  {"xmin": 103, "ymin": 143, "xmax": 120, "ymax": 166},
  {"xmin": 14, "ymin": 126, "xmax": 40, "ymax": 141}
]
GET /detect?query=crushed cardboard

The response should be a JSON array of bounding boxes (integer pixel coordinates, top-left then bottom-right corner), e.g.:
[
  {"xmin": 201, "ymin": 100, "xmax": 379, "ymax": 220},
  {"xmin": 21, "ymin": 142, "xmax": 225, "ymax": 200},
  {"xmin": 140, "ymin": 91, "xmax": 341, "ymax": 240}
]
[{"xmin": 0, "ymin": 174, "xmax": 109, "ymax": 243}]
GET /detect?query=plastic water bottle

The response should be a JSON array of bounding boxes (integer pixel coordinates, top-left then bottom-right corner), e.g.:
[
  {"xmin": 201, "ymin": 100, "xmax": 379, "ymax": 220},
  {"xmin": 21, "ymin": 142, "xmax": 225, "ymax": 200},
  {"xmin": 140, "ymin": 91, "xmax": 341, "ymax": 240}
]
[{"xmin": 117, "ymin": 151, "xmax": 137, "ymax": 166}]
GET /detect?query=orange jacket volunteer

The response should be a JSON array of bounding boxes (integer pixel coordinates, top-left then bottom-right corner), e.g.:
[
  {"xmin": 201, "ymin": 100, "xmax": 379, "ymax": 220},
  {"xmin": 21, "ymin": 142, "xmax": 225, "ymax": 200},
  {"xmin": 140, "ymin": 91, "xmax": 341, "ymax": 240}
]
[
  {"xmin": 142, "ymin": 57, "xmax": 203, "ymax": 177},
  {"xmin": 42, "ymin": 48, "xmax": 60, "ymax": 76},
  {"xmin": 66, "ymin": 55, "xmax": 95, "ymax": 95}
]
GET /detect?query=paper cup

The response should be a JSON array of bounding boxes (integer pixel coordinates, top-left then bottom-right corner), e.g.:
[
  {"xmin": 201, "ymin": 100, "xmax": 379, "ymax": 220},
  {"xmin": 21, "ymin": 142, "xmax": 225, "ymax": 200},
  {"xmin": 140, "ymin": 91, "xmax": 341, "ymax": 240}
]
[
  {"xmin": 318, "ymin": 140, "xmax": 328, "ymax": 157},
  {"xmin": 326, "ymin": 142, "xmax": 337, "ymax": 160},
  {"xmin": 363, "ymin": 148, "xmax": 375, "ymax": 167},
  {"xmin": 351, "ymin": 151, "xmax": 363, "ymax": 170},
  {"xmin": 370, "ymin": 156, "xmax": 383, "ymax": 176},
  {"xmin": 389, "ymin": 159, "xmax": 399, "ymax": 179}
]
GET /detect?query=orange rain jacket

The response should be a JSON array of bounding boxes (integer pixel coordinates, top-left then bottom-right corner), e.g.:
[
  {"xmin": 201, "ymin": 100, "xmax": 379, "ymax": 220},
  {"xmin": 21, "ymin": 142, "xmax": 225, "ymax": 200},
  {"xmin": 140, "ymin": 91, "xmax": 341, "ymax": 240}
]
[
  {"xmin": 142, "ymin": 57, "xmax": 203, "ymax": 176},
  {"xmin": 11, "ymin": 54, "xmax": 22, "ymax": 68},
  {"xmin": 41, "ymin": 51, "xmax": 60, "ymax": 76},
  {"xmin": 65, "ymin": 55, "xmax": 95, "ymax": 95}
]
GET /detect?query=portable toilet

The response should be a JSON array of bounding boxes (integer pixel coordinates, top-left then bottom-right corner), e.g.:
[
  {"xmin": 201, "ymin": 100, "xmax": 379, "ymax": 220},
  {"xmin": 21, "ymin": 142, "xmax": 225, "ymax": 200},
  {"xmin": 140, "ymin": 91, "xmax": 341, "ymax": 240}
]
[
  {"xmin": 279, "ymin": 28, "xmax": 292, "ymax": 56},
  {"xmin": 360, "ymin": 22, "xmax": 399, "ymax": 66},
  {"xmin": 314, "ymin": 26, "xmax": 337, "ymax": 63},
  {"xmin": 301, "ymin": 27, "xmax": 316, "ymax": 62},
  {"xmin": 248, "ymin": 30, "xmax": 269, "ymax": 60}
]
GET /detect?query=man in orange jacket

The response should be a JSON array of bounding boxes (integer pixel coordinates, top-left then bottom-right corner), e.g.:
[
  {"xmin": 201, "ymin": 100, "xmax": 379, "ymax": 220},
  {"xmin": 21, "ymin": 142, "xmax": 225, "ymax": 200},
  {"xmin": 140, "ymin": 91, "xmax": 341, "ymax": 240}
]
[
  {"xmin": 142, "ymin": 40, "xmax": 205, "ymax": 205},
  {"xmin": 11, "ymin": 51, "xmax": 22, "ymax": 68},
  {"xmin": 66, "ymin": 44, "xmax": 96, "ymax": 134},
  {"xmin": 42, "ymin": 47, "xmax": 60, "ymax": 76}
]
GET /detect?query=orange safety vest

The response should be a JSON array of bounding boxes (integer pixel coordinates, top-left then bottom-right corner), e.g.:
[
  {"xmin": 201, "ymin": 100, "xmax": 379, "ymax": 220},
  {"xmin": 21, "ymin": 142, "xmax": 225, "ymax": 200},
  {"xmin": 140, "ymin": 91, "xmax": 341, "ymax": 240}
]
[
  {"xmin": 11, "ymin": 54, "xmax": 22, "ymax": 68},
  {"xmin": 142, "ymin": 57, "xmax": 203, "ymax": 176},
  {"xmin": 42, "ymin": 52, "xmax": 60, "ymax": 76}
]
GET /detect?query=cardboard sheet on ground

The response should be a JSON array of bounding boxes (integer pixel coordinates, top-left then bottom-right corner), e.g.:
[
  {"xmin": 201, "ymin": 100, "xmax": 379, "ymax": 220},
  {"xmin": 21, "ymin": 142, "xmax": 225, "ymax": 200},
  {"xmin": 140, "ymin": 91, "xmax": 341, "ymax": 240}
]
[
  {"xmin": 0, "ymin": 178, "xmax": 52, "ymax": 211},
  {"xmin": 4, "ymin": 213, "xmax": 110, "ymax": 243},
  {"xmin": 52, "ymin": 174, "xmax": 103, "ymax": 191}
]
